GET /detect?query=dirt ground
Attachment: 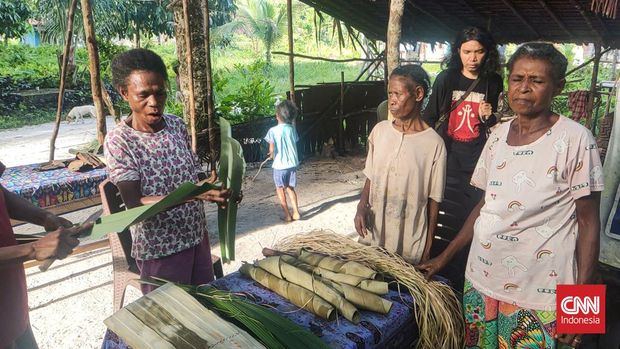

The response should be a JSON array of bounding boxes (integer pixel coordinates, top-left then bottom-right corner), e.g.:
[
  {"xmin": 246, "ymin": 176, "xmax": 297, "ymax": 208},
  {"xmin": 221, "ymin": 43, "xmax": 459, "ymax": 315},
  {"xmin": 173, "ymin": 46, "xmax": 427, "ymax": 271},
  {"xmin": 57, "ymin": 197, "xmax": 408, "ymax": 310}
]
[
  {"xmin": 14, "ymin": 155, "xmax": 366, "ymax": 349},
  {"xmin": 0, "ymin": 116, "xmax": 116, "ymax": 167}
]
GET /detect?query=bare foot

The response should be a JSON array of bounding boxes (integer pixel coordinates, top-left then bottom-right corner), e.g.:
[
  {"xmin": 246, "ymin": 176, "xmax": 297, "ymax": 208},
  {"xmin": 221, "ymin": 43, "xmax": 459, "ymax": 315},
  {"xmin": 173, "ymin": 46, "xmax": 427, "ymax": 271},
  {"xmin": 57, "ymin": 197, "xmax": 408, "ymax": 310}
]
[
  {"xmin": 292, "ymin": 212, "xmax": 301, "ymax": 220},
  {"xmin": 280, "ymin": 216, "xmax": 293, "ymax": 223}
]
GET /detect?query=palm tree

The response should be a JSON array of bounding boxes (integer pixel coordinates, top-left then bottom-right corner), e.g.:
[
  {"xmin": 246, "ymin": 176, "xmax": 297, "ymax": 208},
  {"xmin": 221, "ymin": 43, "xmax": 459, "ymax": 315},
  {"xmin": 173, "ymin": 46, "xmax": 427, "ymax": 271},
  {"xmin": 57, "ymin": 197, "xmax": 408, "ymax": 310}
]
[{"xmin": 214, "ymin": 0, "xmax": 287, "ymax": 64}]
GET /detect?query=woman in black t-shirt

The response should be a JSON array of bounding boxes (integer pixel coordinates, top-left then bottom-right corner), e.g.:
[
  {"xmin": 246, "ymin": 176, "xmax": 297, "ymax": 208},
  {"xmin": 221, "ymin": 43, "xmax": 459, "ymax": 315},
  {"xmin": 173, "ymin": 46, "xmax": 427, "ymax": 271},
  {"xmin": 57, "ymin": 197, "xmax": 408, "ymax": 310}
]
[{"xmin": 422, "ymin": 27, "xmax": 502, "ymax": 288}]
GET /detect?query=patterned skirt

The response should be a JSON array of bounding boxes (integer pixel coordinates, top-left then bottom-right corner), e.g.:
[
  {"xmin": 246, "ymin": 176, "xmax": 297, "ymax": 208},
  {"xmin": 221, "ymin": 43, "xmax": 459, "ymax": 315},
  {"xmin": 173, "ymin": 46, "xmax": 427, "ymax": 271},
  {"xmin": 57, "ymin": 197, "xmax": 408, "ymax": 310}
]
[{"xmin": 463, "ymin": 279, "xmax": 561, "ymax": 349}]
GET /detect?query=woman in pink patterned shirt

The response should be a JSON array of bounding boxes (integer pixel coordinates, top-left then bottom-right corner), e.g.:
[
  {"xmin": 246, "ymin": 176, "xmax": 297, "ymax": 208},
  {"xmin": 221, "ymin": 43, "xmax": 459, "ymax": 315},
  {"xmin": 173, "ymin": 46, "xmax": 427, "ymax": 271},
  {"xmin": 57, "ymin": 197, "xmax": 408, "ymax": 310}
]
[
  {"xmin": 418, "ymin": 43, "xmax": 603, "ymax": 348},
  {"xmin": 104, "ymin": 49, "xmax": 230, "ymax": 294}
]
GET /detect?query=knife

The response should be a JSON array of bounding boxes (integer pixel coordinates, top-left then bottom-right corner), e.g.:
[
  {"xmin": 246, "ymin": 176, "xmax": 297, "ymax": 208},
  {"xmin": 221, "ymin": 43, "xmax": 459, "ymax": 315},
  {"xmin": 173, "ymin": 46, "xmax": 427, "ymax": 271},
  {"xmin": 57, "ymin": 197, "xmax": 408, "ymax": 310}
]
[{"xmin": 38, "ymin": 208, "xmax": 103, "ymax": 272}]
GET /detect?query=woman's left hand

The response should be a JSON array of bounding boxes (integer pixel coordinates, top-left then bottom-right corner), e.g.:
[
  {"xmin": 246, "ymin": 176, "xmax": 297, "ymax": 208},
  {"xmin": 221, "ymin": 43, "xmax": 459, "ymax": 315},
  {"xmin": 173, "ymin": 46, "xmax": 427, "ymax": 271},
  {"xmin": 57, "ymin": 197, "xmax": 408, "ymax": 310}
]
[
  {"xmin": 43, "ymin": 213, "xmax": 73, "ymax": 232},
  {"xmin": 557, "ymin": 333, "xmax": 582, "ymax": 348},
  {"xmin": 478, "ymin": 102, "xmax": 493, "ymax": 121}
]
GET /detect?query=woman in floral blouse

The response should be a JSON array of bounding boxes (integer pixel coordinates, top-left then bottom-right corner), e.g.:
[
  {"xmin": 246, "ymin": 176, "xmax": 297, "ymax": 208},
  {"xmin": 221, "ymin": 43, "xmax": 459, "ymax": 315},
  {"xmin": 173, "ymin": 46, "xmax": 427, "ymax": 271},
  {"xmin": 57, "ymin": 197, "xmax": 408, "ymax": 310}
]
[{"xmin": 104, "ymin": 49, "xmax": 229, "ymax": 294}]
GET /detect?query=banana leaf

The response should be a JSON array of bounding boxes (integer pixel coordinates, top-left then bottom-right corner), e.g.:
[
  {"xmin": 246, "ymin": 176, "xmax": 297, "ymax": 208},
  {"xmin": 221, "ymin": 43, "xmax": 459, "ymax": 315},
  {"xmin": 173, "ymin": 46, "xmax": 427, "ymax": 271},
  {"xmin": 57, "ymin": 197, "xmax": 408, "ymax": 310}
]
[
  {"xmin": 257, "ymin": 256, "xmax": 361, "ymax": 324},
  {"xmin": 298, "ymin": 248, "xmax": 378, "ymax": 279},
  {"xmin": 217, "ymin": 117, "xmax": 246, "ymax": 262},
  {"xmin": 276, "ymin": 256, "xmax": 392, "ymax": 314},
  {"xmin": 239, "ymin": 264, "xmax": 336, "ymax": 321},
  {"xmin": 105, "ymin": 283, "xmax": 265, "ymax": 349},
  {"xmin": 280, "ymin": 255, "xmax": 389, "ymax": 295},
  {"xmin": 143, "ymin": 278, "xmax": 330, "ymax": 349},
  {"xmin": 322, "ymin": 279, "xmax": 392, "ymax": 314},
  {"xmin": 87, "ymin": 180, "xmax": 220, "ymax": 240}
]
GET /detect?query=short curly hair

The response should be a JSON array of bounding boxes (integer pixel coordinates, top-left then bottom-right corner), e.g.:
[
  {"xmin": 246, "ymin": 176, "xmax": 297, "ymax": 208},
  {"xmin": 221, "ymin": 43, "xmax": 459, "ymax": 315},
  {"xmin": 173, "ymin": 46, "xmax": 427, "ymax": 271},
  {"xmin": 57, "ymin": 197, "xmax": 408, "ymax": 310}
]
[
  {"xmin": 389, "ymin": 64, "xmax": 431, "ymax": 98},
  {"xmin": 111, "ymin": 48, "xmax": 168, "ymax": 90},
  {"xmin": 507, "ymin": 42, "xmax": 568, "ymax": 84}
]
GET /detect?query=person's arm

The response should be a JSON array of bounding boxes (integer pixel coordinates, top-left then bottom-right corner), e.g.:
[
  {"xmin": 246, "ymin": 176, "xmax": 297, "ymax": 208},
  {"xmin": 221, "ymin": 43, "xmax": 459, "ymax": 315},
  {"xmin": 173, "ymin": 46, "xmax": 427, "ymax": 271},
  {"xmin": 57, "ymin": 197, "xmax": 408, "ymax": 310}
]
[
  {"xmin": 422, "ymin": 71, "xmax": 447, "ymax": 128},
  {"xmin": 268, "ymin": 142, "xmax": 275, "ymax": 160},
  {"xmin": 354, "ymin": 179, "xmax": 371, "ymax": 238},
  {"xmin": 421, "ymin": 198, "xmax": 440, "ymax": 262},
  {"xmin": 574, "ymin": 192, "xmax": 601, "ymax": 284},
  {"xmin": 416, "ymin": 196, "xmax": 484, "ymax": 279},
  {"xmin": 0, "ymin": 224, "xmax": 91, "ymax": 266},
  {"xmin": 2, "ymin": 186, "xmax": 72, "ymax": 231},
  {"xmin": 116, "ymin": 180, "xmax": 229, "ymax": 210}
]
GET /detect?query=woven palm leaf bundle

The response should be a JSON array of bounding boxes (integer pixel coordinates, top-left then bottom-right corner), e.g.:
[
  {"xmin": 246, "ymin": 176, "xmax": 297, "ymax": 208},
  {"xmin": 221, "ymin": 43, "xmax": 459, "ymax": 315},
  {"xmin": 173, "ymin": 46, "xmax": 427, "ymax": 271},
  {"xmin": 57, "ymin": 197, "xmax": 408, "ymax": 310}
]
[{"xmin": 273, "ymin": 230, "xmax": 465, "ymax": 349}]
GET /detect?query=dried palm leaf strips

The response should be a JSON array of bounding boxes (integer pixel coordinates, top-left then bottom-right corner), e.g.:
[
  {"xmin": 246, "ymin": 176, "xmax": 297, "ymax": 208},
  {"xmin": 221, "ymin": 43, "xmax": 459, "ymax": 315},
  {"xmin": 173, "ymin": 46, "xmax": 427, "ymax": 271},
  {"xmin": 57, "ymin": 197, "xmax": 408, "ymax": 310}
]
[{"xmin": 104, "ymin": 283, "xmax": 265, "ymax": 349}]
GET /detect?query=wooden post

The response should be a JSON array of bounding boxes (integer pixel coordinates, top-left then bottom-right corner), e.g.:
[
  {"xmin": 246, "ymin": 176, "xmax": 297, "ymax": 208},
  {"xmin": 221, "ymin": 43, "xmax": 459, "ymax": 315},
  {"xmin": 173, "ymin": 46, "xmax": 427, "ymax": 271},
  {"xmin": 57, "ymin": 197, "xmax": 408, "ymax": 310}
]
[
  {"xmin": 339, "ymin": 71, "xmax": 345, "ymax": 153},
  {"xmin": 181, "ymin": 0, "xmax": 198, "ymax": 153},
  {"xmin": 80, "ymin": 0, "xmax": 106, "ymax": 147},
  {"xmin": 586, "ymin": 44, "xmax": 602, "ymax": 130},
  {"xmin": 386, "ymin": 0, "xmax": 405, "ymax": 77},
  {"xmin": 287, "ymin": 0, "xmax": 295, "ymax": 103},
  {"xmin": 201, "ymin": 0, "xmax": 217, "ymax": 174},
  {"xmin": 49, "ymin": 0, "xmax": 78, "ymax": 161}
]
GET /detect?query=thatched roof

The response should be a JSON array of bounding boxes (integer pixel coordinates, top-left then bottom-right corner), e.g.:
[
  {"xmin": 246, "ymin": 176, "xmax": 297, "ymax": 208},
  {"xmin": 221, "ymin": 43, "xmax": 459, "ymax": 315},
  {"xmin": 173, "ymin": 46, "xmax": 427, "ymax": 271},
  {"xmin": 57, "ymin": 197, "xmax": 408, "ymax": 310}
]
[{"xmin": 299, "ymin": 0, "xmax": 620, "ymax": 48}]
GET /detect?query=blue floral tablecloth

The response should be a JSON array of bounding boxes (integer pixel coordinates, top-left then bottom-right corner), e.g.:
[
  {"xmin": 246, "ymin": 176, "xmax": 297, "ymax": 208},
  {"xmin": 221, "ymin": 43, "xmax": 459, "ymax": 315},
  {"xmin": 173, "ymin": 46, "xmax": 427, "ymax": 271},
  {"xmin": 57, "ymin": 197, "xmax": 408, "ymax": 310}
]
[
  {"xmin": 102, "ymin": 272, "xmax": 419, "ymax": 349},
  {"xmin": 0, "ymin": 163, "xmax": 107, "ymax": 209}
]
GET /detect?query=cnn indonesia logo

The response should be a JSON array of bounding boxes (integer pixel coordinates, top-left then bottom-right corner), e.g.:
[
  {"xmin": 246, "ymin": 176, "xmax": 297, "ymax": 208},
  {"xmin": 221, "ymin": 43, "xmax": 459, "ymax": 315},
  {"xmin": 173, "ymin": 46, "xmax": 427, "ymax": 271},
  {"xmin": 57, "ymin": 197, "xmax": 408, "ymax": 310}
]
[{"xmin": 557, "ymin": 284, "xmax": 606, "ymax": 334}]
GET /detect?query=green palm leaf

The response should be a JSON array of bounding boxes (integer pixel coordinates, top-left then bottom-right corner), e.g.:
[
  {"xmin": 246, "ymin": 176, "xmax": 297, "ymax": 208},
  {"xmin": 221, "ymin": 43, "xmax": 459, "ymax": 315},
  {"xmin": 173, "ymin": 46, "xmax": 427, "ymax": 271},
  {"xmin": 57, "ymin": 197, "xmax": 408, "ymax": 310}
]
[{"xmin": 217, "ymin": 117, "xmax": 245, "ymax": 262}]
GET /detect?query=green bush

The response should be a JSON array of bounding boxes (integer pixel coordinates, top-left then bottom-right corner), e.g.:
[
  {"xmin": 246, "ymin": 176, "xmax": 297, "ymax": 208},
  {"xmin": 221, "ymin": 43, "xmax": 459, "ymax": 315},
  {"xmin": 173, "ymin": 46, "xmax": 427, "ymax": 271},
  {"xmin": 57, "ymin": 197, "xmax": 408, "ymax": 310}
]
[{"xmin": 216, "ymin": 60, "xmax": 278, "ymax": 123}]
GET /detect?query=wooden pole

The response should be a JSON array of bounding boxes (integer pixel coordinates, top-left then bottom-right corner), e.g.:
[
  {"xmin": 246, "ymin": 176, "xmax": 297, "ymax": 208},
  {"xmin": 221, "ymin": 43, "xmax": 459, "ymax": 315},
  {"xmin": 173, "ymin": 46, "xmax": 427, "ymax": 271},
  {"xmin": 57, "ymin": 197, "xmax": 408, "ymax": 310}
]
[
  {"xmin": 272, "ymin": 51, "xmax": 380, "ymax": 63},
  {"xmin": 586, "ymin": 44, "xmax": 602, "ymax": 130},
  {"xmin": 49, "ymin": 0, "xmax": 78, "ymax": 161},
  {"xmin": 201, "ymin": 0, "xmax": 217, "ymax": 175},
  {"xmin": 386, "ymin": 0, "xmax": 405, "ymax": 77},
  {"xmin": 80, "ymin": 0, "xmax": 106, "ymax": 148},
  {"xmin": 287, "ymin": 0, "xmax": 295, "ymax": 103},
  {"xmin": 339, "ymin": 71, "xmax": 345, "ymax": 153},
  {"xmin": 181, "ymin": 0, "xmax": 197, "ymax": 153}
]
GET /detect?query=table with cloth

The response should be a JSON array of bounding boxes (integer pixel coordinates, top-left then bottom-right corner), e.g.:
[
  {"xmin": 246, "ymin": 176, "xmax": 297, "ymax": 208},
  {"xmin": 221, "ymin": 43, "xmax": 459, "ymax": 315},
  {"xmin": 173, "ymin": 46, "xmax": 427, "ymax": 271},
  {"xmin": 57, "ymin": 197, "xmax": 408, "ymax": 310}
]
[
  {"xmin": 0, "ymin": 163, "xmax": 107, "ymax": 224},
  {"xmin": 101, "ymin": 271, "xmax": 420, "ymax": 349}
]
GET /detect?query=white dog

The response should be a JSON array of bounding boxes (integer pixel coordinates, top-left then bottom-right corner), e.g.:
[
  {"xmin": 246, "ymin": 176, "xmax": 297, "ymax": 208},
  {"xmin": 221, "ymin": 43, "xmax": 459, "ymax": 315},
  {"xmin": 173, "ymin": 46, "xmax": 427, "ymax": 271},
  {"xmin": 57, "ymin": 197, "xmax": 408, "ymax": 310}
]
[{"xmin": 66, "ymin": 105, "xmax": 96, "ymax": 124}]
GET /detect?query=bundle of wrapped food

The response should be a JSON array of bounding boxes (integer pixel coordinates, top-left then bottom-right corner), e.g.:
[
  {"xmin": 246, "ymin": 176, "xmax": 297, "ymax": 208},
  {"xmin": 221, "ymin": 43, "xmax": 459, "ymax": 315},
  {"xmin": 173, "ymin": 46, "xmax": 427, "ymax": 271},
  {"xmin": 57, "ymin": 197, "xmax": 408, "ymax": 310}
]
[{"xmin": 241, "ymin": 249, "xmax": 392, "ymax": 324}]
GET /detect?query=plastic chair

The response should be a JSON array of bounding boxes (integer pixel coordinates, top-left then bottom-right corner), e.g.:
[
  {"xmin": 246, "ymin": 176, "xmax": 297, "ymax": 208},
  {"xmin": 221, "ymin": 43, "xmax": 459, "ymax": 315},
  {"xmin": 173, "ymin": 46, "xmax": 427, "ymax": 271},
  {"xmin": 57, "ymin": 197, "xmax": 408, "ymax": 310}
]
[{"xmin": 99, "ymin": 179, "xmax": 223, "ymax": 311}]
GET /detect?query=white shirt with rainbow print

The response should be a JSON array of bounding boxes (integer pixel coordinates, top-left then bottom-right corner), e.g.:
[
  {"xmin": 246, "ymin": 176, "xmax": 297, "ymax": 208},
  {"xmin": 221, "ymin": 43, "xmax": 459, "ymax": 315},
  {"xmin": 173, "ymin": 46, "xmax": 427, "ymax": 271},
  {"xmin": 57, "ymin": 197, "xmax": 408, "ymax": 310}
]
[{"xmin": 466, "ymin": 116, "xmax": 604, "ymax": 310}]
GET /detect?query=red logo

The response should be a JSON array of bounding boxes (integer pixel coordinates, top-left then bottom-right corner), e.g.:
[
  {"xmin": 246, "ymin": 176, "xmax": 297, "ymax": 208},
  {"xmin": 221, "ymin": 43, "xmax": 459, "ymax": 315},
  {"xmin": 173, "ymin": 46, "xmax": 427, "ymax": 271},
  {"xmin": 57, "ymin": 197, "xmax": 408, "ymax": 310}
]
[{"xmin": 556, "ymin": 284, "xmax": 606, "ymax": 334}]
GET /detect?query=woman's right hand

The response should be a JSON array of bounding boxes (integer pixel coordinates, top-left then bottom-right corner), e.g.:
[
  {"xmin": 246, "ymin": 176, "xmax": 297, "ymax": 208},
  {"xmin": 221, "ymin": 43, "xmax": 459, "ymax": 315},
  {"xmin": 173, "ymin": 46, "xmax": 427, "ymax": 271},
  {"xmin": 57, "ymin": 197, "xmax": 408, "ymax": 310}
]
[
  {"xmin": 415, "ymin": 253, "xmax": 451, "ymax": 281},
  {"xmin": 354, "ymin": 204, "xmax": 369, "ymax": 238},
  {"xmin": 30, "ymin": 223, "xmax": 93, "ymax": 261},
  {"xmin": 195, "ymin": 188, "xmax": 231, "ymax": 206}
]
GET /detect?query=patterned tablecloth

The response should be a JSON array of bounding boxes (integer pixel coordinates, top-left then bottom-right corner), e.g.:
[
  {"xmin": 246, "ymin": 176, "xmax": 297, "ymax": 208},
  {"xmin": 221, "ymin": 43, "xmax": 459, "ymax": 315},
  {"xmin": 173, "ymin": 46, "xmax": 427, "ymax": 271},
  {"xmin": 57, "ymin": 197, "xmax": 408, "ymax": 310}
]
[
  {"xmin": 0, "ymin": 163, "xmax": 107, "ymax": 209},
  {"xmin": 102, "ymin": 272, "xmax": 419, "ymax": 349}
]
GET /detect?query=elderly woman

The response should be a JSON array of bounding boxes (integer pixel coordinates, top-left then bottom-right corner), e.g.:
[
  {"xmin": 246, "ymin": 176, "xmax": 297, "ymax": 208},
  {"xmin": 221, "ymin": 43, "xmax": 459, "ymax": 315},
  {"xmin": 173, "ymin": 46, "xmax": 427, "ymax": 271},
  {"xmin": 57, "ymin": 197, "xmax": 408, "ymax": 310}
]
[
  {"xmin": 104, "ymin": 49, "xmax": 229, "ymax": 294},
  {"xmin": 354, "ymin": 65, "xmax": 447, "ymax": 264},
  {"xmin": 418, "ymin": 43, "xmax": 603, "ymax": 348}
]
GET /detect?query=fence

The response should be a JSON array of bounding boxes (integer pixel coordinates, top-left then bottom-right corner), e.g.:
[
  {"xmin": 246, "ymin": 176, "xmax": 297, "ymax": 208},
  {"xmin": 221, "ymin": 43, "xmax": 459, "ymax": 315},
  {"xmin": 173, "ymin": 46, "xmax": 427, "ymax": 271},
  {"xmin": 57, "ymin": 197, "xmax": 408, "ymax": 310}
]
[{"xmin": 218, "ymin": 81, "xmax": 386, "ymax": 163}]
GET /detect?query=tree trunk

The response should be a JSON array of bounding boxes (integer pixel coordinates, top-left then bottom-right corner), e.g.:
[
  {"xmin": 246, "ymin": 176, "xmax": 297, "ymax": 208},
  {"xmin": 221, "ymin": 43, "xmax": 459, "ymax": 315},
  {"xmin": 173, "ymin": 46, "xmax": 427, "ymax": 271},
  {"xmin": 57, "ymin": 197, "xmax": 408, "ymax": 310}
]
[
  {"xmin": 171, "ymin": 0, "xmax": 210, "ymax": 157},
  {"xmin": 135, "ymin": 22, "xmax": 141, "ymax": 48},
  {"xmin": 100, "ymin": 79, "xmax": 119, "ymax": 123},
  {"xmin": 386, "ymin": 0, "xmax": 405, "ymax": 77},
  {"xmin": 181, "ymin": 0, "xmax": 198, "ymax": 153},
  {"xmin": 201, "ymin": 0, "xmax": 217, "ymax": 174},
  {"xmin": 80, "ymin": 0, "xmax": 106, "ymax": 148},
  {"xmin": 49, "ymin": 0, "xmax": 78, "ymax": 161}
]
